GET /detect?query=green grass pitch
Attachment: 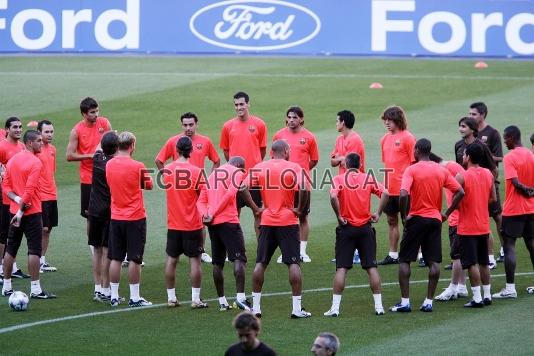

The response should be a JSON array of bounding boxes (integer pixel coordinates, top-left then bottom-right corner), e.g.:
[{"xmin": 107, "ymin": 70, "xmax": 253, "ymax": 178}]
[{"xmin": 0, "ymin": 56, "xmax": 533, "ymax": 355}]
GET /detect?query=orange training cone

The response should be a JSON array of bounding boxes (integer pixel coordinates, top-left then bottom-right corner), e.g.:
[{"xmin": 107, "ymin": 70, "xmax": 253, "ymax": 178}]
[
  {"xmin": 27, "ymin": 121, "xmax": 38, "ymax": 127},
  {"xmin": 369, "ymin": 82, "xmax": 383, "ymax": 89},
  {"xmin": 474, "ymin": 61, "xmax": 488, "ymax": 69}
]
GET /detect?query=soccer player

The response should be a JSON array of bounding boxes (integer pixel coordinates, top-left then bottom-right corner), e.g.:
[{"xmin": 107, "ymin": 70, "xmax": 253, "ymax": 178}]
[
  {"xmin": 378, "ymin": 106, "xmax": 416, "ymax": 266},
  {"xmin": 225, "ymin": 312, "xmax": 276, "ymax": 356},
  {"xmin": 36, "ymin": 120, "xmax": 58, "ymax": 273},
  {"xmin": 156, "ymin": 112, "xmax": 220, "ymax": 264},
  {"xmin": 469, "ymin": 102, "xmax": 506, "ymax": 263},
  {"xmin": 220, "ymin": 91, "xmax": 267, "ymax": 236},
  {"xmin": 247, "ymin": 140, "xmax": 311, "ymax": 318},
  {"xmin": 1, "ymin": 130, "xmax": 56, "ymax": 299},
  {"xmin": 324, "ymin": 153, "xmax": 389, "ymax": 316},
  {"xmin": 87, "ymin": 131, "xmax": 119, "ymax": 302},
  {"xmin": 492, "ymin": 126, "xmax": 534, "ymax": 298},
  {"xmin": 311, "ymin": 332, "xmax": 340, "ymax": 356},
  {"xmin": 456, "ymin": 143, "xmax": 496, "ymax": 307},
  {"xmin": 0, "ymin": 117, "xmax": 29, "ymax": 280},
  {"xmin": 389, "ymin": 139, "xmax": 464, "ymax": 313},
  {"xmin": 430, "ymin": 153, "xmax": 469, "ymax": 301},
  {"xmin": 455, "ymin": 116, "xmax": 500, "ymax": 269},
  {"xmin": 197, "ymin": 156, "xmax": 259, "ymax": 311},
  {"xmin": 273, "ymin": 106, "xmax": 319, "ymax": 263},
  {"xmin": 163, "ymin": 136, "xmax": 208, "ymax": 309},
  {"xmin": 66, "ymin": 97, "xmax": 111, "ymax": 242},
  {"xmin": 106, "ymin": 132, "xmax": 152, "ymax": 307},
  {"xmin": 330, "ymin": 110, "xmax": 365, "ymax": 264}
]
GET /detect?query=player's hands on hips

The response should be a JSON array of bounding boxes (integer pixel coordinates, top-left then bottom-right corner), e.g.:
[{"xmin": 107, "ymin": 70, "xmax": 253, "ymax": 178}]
[
  {"xmin": 337, "ymin": 216, "xmax": 347, "ymax": 226},
  {"xmin": 202, "ymin": 215, "xmax": 213, "ymax": 225},
  {"xmin": 441, "ymin": 212, "xmax": 449, "ymax": 222},
  {"xmin": 253, "ymin": 207, "xmax": 264, "ymax": 217},
  {"xmin": 370, "ymin": 212, "xmax": 380, "ymax": 223}
]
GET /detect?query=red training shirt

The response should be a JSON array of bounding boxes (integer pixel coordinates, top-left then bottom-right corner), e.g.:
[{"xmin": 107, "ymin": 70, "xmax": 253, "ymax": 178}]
[
  {"xmin": 106, "ymin": 155, "xmax": 152, "ymax": 221},
  {"xmin": 503, "ymin": 147, "xmax": 534, "ymax": 216},
  {"xmin": 272, "ymin": 127, "xmax": 319, "ymax": 173},
  {"xmin": 331, "ymin": 131, "xmax": 365, "ymax": 174},
  {"xmin": 381, "ymin": 130, "xmax": 416, "ymax": 195},
  {"xmin": 331, "ymin": 171, "xmax": 385, "ymax": 226},
  {"xmin": 0, "ymin": 139, "xmax": 25, "ymax": 203},
  {"xmin": 220, "ymin": 116, "xmax": 267, "ymax": 170},
  {"xmin": 457, "ymin": 167, "xmax": 494, "ymax": 235},
  {"xmin": 156, "ymin": 133, "xmax": 219, "ymax": 169},
  {"xmin": 74, "ymin": 117, "xmax": 111, "ymax": 184},
  {"xmin": 401, "ymin": 160, "xmax": 461, "ymax": 221},
  {"xmin": 37, "ymin": 143, "xmax": 57, "ymax": 201},
  {"xmin": 444, "ymin": 161, "xmax": 465, "ymax": 227}
]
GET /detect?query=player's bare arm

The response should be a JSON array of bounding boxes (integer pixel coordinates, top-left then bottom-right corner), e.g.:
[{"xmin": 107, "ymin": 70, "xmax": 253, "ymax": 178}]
[
  {"xmin": 66, "ymin": 129, "xmax": 93, "ymax": 161},
  {"xmin": 371, "ymin": 190, "xmax": 390, "ymax": 223}
]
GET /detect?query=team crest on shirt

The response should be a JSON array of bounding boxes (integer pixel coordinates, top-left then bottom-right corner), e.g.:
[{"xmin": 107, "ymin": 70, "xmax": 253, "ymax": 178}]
[
  {"xmin": 196, "ymin": 143, "xmax": 203, "ymax": 150},
  {"xmin": 299, "ymin": 137, "xmax": 306, "ymax": 145},
  {"xmin": 395, "ymin": 140, "xmax": 401, "ymax": 146},
  {"xmin": 481, "ymin": 136, "xmax": 488, "ymax": 143},
  {"xmin": 248, "ymin": 125, "xmax": 256, "ymax": 133},
  {"xmin": 98, "ymin": 127, "xmax": 104, "ymax": 134}
]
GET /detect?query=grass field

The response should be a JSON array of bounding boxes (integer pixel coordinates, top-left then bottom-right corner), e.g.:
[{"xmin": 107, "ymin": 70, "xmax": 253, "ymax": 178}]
[{"xmin": 0, "ymin": 56, "xmax": 533, "ymax": 355}]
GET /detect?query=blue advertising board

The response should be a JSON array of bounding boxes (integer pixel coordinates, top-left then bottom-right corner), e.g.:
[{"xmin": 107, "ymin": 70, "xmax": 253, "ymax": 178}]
[{"xmin": 0, "ymin": 0, "xmax": 533, "ymax": 57}]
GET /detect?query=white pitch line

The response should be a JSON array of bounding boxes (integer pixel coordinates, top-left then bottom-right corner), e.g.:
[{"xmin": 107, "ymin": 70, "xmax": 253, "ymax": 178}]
[
  {"xmin": 0, "ymin": 72, "xmax": 533, "ymax": 81},
  {"xmin": 0, "ymin": 271, "xmax": 532, "ymax": 335}
]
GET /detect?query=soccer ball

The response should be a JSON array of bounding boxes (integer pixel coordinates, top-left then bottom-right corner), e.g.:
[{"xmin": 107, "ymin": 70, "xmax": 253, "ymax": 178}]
[{"xmin": 8, "ymin": 291, "xmax": 29, "ymax": 311}]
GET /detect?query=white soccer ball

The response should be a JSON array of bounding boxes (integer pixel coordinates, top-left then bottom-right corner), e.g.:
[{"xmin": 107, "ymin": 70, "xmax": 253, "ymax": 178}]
[{"xmin": 8, "ymin": 291, "xmax": 29, "ymax": 311}]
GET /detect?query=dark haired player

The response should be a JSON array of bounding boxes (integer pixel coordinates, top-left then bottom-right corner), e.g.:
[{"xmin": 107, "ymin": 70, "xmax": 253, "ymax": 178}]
[
  {"xmin": 106, "ymin": 132, "xmax": 152, "ymax": 307},
  {"xmin": 156, "ymin": 111, "xmax": 220, "ymax": 264},
  {"xmin": 455, "ymin": 116, "xmax": 500, "ymax": 268},
  {"xmin": 247, "ymin": 140, "xmax": 311, "ymax": 318},
  {"xmin": 225, "ymin": 312, "xmax": 276, "ymax": 356},
  {"xmin": 325, "ymin": 153, "xmax": 389, "ymax": 316},
  {"xmin": 378, "ymin": 106, "xmax": 416, "ymax": 266},
  {"xmin": 457, "ymin": 143, "xmax": 496, "ymax": 307},
  {"xmin": 198, "ymin": 156, "xmax": 259, "ymax": 311},
  {"xmin": 66, "ymin": 97, "xmax": 111, "ymax": 258},
  {"xmin": 492, "ymin": 126, "xmax": 534, "ymax": 298},
  {"xmin": 220, "ymin": 92, "xmax": 267, "ymax": 237},
  {"xmin": 88, "ymin": 131, "xmax": 119, "ymax": 302},
  {"xmin": 389, "ymin": 139, "xmax": 463, "ymax": 313},
  {"xmin": 469, "ymin": 102, "xmax": 506, "ymax": 263},
  {"xmin": 0, "ymin": 117, "xmax": 28, "ymax": 280},
  {"xmin": 273, "ymin": 106, "xmax": 319, "ymax": 263},
  {"xmin": 2, "ymin": 130, "xmax": 55, "ymax": 299},
  {"xmin": 36, "ymin": 120, "xmax": 58, "ymax": 273},
  {"xmin": 164, "ymin": 136, "xmax": 208, "ymax": 309}
]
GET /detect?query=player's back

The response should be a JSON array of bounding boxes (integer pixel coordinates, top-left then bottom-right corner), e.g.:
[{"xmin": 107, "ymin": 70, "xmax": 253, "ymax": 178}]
[
  {"xmin": 503, "ymin": 147, "xmax": 534, "ymax": 215},
  {"xmin": 458, "ymin": 166, "xmax": 493, "ymax": 235}
]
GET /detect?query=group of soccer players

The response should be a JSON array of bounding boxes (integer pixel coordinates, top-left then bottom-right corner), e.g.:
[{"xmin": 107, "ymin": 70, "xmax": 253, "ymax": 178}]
[{"xmin": 1, "ymin": 93, "xmax": 533, "ymax": 319}]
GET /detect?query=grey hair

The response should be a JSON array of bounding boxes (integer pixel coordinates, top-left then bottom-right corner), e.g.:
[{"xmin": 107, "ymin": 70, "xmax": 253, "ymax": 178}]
[{"xmin": 319, "ymin": 332, "xmax": 339, "ymax": 354}]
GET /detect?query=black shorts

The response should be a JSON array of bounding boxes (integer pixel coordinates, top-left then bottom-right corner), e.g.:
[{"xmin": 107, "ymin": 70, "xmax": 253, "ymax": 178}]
[
  {"xmin": 294, "ymin": 191, "xmax": 311, "ymax": 216},
  {"xmin": 41, "ymin": 200, "xmax": 58, "ymax": 229},
  {"xmin": 335, "ymin": 223, "xmax": 377, "ymax": 270},
  {"xmin": 80, "ymin": 183, "xmax": 92, "ymax": 218},
  {"xmin": 256, "ymin": 225, "xmax": 300, "ymax": 265},
  {"xmin": 449, "ymin": 226, "xmax": 461, "ymax": 260},
  {"xmin": 6, "ymin": 213, "xmax": 43, "ymax": 257},
  {"xmin": 0, "ymin": 203, "xmax": 10, "ymax": 244},
  {"xmin": 108, "ymin": 219, "xmax": 146, "ymax": 264},
  {"xmin": 399, "ymin": 216, "xmax": 442, "ymax": 264},
  {"xmin": 88, "ymin": 215, "xmax": 110, "ymax": 248},
  {"xmin": 459, "ymin": 234, "xmax": 490, "ymax": 269},
  {"xmin": 237, "ymin": 188, "xmax": 262, "ymax": 209},
  {"xmin": 383, "ymin": 195, "xmax": 400, "ymax": 216},
  {"xmin": 208, "ymin": 223, "xmax": 247, "ymax": 265},
  {"xmin": 501, "ymin": 214, "xmax": 534, "ymax": 240},
  {"xmin": 166, "ymin": 229, "xmax": 203, "ymax": 258},
  {"xmin": 488, "ymin": 183, "xmax": 502, "ymax": 216}
]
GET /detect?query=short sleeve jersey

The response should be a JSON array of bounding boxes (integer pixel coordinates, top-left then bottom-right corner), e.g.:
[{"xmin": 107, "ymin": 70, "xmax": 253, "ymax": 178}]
[
  {"xmin": 444, "ymin": 161, "xmax": 465, "ymax": 227},
  {"xmin": 248, "ymin": 159, "xmax": 304, "ymax": 226},
  {"xmin": 401, "ymin": 161, "xmax": 461, "ymax": 221},
  {"xmin": 457, "ymin": 167, "xmax": 494, "ymax": 235},
  {"xmin": 37, "ymin": 143, "xmax": 57, "ymax": 201},
  {"xmin": 106, "ymin": 155, "xmax": 151, "ymax": 221},
  {"xmin": 224, "ymin": 342, "xmax": 276, "ymax": 356},
  {"xmin": 272, "ymin": 127, "xmax": 319, "ymax": 173},
  {"xmin": 331, "ymin": 171, "xmax": 385, "ymax": 226},
  {"xmin": 479, "ymin": 125, "xmax": 503, "ymax": 163},
  {"xmin": 454, "ymin": 138, "xmax": 496, "ymax": 173},
  {"xmin": 0, "ymin": 129, "xmax": 6, "ymax": 140},
  {"xmin": 503, "ymin": 147, "xmax": 534, "ymax": 216},
  {"xmin": 331, "ymin": 131, "xmax": 365, "ymax": 174},
  {"xmin": 197, "ymin": 163, "xmax": 245, "ymax": 225},
  {"xmin": 156, "ymin": 133, "xmax": 219, "ymax": 169},
  {"xmin": 381, "ymin": 130, "xmax": 416, "ymax": 195},
  {"xmin": 88, "ymin": 151, "xmax": 113, "ymax": 218},
  {"xmin": 2, "ymin": 150, "xmax": 43, "ymax": 215},
  {"xmin": 74, "ymin": 117, "xmax": 111, "ymax": 184},
  {"xmin": 164, "ymin": 161, "xmax": 204, "ymax": 231},
  {"xmin": 220, "ymin": 116, "xmax": 267, "ymax": 170},
  {"xmin": 0, "ymin": 139, "xmax": 25, "ymax": 203}
]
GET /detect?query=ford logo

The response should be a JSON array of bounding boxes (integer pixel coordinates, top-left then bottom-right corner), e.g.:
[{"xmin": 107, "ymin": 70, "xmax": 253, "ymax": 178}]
[{"xmin": 189, "ymin": 0, "xmax": 321, "ymax": 51}]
